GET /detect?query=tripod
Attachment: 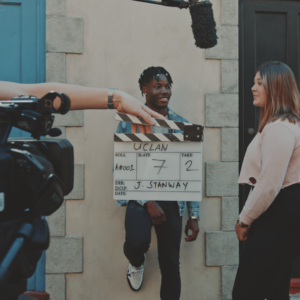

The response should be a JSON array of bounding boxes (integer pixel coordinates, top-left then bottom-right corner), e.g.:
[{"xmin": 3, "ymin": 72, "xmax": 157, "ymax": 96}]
[{"xmin": 0, "ymin": 214, "xmax": 49, "ymax": 300}]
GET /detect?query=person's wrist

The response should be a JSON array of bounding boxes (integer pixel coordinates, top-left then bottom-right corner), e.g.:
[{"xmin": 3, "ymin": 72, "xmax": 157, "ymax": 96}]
[
  {"xmin": 237, "ymin": 218, "xmax": 249, "ymax": 228},
  {"xmin": 145, "ymin": 201, "xmax": 154, "ymax": 208},
  {"xmin": 107, "ymin": 88, "xmax": 118, "ymax": 109},
  {"xmin": 189, "ymin": 216, "xmax": 200, "ymax": 222},
  {"xmin": 112, "ymin": 89, "xmax": 122, "ymax": 109}
]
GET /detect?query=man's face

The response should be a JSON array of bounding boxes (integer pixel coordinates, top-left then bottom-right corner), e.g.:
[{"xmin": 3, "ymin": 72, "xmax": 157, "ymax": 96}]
[{"xmin": 142, "ymin": 74, "xmax": 172, "ymax": 109}]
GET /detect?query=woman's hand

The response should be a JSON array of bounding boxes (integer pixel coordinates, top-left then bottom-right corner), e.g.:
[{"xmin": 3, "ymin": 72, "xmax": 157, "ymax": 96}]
[
  {"xmin": 185, "ymin": 218, "xmax": 200, "ymax": 242},
  {"xmin": 235, "ymin": 222, "xmax": 248, "ymax": 241},
  {"xmin": 145, "ymin": 201, "xmax": 166, "ymax": 225}
]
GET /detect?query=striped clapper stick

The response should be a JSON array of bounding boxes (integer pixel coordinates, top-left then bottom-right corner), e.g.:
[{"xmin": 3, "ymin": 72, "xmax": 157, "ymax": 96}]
[
  {"xmin": 115, "ymin": 112, "xmax": 193, "ymax": 131},
  {"xmin": 114, "ymin": 113, "xmax": 203, "ymax": 201}
]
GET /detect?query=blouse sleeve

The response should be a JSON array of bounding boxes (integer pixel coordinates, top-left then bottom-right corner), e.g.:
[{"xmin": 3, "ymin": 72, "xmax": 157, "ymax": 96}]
[{"xmin": 239, "ymin": 124, "xmax": 296, "ymax": 225}]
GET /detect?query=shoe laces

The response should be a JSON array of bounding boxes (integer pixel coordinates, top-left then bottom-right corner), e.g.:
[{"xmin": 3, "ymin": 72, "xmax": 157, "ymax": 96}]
[{"xmin": 129, "ymin": 264, "xmax": 144, "ymax": 279}]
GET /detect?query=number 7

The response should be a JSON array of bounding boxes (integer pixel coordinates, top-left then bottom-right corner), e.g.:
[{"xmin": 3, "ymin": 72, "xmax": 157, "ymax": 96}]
[{"xmin": 152, "ymin": 159, "xmax": 167, "ymax": 175}]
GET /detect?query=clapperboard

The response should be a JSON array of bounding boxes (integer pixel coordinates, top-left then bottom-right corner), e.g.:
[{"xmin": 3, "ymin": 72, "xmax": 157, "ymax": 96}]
[{"xmin": 113, "ymin": 113, "xmax": 204, "ymax": 201}]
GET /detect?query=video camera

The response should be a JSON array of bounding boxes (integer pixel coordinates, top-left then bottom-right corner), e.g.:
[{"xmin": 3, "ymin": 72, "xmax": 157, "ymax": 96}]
[{"xmin": 0, "ymin": 92, "xmax": 74, "ymax": 300}]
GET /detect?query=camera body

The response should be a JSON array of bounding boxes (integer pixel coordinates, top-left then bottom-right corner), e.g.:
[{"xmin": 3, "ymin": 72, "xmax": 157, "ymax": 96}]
[
  {"xmin": 0, "ymin": 92, "xmax": 74, "ymax": 300},
  {"xmin": 0, "ymin": 137, "xmax": 73, "ymax": 220}
]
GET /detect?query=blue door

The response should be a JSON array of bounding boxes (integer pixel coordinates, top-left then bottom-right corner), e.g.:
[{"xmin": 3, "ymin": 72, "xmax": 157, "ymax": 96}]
[
  {"xmin": 0, "ymin": 0, "xmax": 46, "ymax": 137},
  {"xmin": 0, "ymin": 0, "xmax": 46, "ymax": 291}
]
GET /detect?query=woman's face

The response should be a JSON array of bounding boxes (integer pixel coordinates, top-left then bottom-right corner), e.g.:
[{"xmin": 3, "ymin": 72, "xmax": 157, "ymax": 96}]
[{"xmin": 251, "ymin": 72, "xmax": 266, "ymax": 108}]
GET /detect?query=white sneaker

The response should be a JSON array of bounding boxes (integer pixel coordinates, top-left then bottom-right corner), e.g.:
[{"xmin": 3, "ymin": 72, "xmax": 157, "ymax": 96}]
[{"xmin": 126, "ymin": 255, "xmax": 145, "ymax": 291}]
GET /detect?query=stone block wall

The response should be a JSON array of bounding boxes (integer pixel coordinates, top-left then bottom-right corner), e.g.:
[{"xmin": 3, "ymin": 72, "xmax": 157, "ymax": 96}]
[
  {"xmin": 205, "ymin": 0, "xmax": 239, "ymax": 299},
  {"xmin": 44, "ymin": 0, "xmax": 240, "ymax": 298},
  {"xmin": 45, "ymin": 164, "xmax": 85, "ymax": 300},
  {"xmin": 45, "ymin": 0, "xmax": 85, "ymax": 299}
]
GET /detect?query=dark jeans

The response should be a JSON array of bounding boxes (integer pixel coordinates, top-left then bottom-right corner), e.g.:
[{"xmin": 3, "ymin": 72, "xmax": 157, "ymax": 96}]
[
  {"xmin": 232, "ymin": 184, "xmax": 300, "ymax": 300},
  {"xmin": 124, "ymin": 200, "xmax": 182, "ymax": 300}
]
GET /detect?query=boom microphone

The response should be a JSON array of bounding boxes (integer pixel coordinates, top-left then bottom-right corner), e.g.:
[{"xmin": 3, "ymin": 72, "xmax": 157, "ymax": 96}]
[
  {"xmin": 132, "ymin": 0, "xmax": 218, "ymax": 49},
  {"xmin": 132, "ymin": 0, "xmax": 189, "ymax": 8}
]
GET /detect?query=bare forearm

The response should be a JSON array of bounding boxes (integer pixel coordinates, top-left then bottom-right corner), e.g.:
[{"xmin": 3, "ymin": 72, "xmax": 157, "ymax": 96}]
[
  {"xmin": 0, "ymin": 81, "xmax": 162, "ymax": 125},
  {"xmin": 0, "ymin": 81, "xmax": 110, "ymax": 110}
]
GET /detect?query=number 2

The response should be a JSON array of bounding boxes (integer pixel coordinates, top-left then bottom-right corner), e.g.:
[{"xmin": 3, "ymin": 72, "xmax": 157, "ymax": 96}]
[{"xmin": 185, "ymin": 160, "xmax": 199, "ymax": 171}]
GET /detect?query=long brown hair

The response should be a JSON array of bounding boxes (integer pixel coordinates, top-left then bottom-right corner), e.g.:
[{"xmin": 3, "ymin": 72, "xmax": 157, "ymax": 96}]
[{"xmin": 257, "ymin": 61, "xmax": 300, "ymax": 132}]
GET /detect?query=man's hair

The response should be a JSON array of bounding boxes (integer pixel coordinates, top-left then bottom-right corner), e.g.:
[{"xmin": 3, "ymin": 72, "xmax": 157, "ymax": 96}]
[
  {"xmin": 257, "ymin": 61, "xmax": 300, "ymax": 132},
  {"xmin": 138, "ymin": 66, "xmax": 173, "ymax": 96}
]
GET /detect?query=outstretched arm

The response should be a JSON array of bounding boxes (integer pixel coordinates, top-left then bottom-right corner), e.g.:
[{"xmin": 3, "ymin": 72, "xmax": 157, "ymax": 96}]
[{"xmin": 0, "ymin": 81, "xmax": 163, "ymax": 125}]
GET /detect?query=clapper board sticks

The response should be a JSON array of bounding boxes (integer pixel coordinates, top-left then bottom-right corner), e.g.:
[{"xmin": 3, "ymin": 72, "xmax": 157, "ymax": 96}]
[
  {"xmin": 115, "ymin": 112, "xmax": 204, "ymax": 142},
  {"xmin": 113, "ymin": 113, "xmax": 204, "ymax": 201}
]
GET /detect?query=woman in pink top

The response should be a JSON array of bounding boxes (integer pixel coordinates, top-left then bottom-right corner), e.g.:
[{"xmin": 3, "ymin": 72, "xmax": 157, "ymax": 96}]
[{"xmin": 232, "ymin": 61, "xmax": 300, "ymax": 300}]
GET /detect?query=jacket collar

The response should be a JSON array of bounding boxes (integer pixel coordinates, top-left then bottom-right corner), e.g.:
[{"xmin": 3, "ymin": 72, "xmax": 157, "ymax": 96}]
[{"xmin": 167, "ymin": 107, "xmax": 179, "ymax": 120}]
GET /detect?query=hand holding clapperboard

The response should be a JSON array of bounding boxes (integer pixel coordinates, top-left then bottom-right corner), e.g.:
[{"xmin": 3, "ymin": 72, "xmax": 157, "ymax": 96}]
[{"xmin": 113, "ymin": 113, "xmax": 204, "ymax": 201}]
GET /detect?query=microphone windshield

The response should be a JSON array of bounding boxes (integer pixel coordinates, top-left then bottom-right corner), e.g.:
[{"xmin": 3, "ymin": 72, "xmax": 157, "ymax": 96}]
[{"xmin": 189, "ymin": 1, "xmax": 218, "ymax": 49}]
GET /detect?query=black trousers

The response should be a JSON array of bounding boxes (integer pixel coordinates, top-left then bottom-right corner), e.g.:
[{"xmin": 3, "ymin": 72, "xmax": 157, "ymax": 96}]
[
  {"xmin": 232, "ymin": 184, "xmax": 300, "ymax": 300},
  {"xmin": 124, "ymin": 200, "xmax": 182, "ymax": 300}
]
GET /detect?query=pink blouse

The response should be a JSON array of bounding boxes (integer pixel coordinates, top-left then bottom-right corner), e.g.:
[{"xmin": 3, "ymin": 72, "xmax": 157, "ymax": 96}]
[{"xmin": 238, "ymin": 119, "xmax": 300, "ymax": 225}]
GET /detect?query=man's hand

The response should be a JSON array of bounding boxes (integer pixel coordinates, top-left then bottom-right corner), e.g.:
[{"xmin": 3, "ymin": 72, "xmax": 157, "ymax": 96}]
[
  {"xmin": 235, "ymin": 222, "xmax": 248, "ymax": 241},
  {"xmin": 185, "ymin": 218, "xmax": 200, "ymax": 242},
  {"xmin": 145, "ymin": 201, "xmax": 167, "ymax": 225},
  {"xmin": 114, "ymin": 90, "xmax": 164, "ymax": 132}
]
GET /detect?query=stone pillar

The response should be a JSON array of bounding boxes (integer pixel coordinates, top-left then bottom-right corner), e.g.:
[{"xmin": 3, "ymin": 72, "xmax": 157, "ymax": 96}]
[
  {"xmin": 45, "ymin": 164, "xmax": 85, "ymax": 300},
  {"xmin": 45, "ymin": 1, "xmax": 85, "ymax": 299},
  {"xmin": 205, "ymin": 0, "xmax": 239, "ymax": 298}
]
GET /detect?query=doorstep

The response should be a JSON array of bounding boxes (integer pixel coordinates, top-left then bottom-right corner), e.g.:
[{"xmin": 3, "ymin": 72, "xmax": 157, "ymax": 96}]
[{"xmin": 20, "ymin": 292, "xmax": 49, "ymax": 300}]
